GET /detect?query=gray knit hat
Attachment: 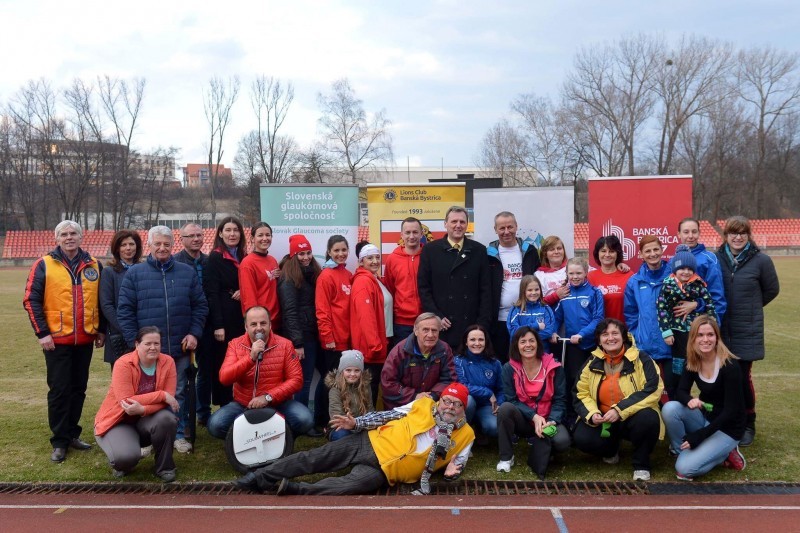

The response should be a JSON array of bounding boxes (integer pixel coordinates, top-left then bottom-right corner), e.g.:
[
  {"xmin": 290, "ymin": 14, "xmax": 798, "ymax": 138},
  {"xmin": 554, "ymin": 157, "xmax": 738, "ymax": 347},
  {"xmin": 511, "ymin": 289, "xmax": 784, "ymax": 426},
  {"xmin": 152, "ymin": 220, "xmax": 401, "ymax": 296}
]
[
  {"xmin": 671, "ymin": 244, "xmax": 697, "ymax": 274},
  {"xmin": 338, "ymin": 350, "xmax": 364, "ymax": 371}
]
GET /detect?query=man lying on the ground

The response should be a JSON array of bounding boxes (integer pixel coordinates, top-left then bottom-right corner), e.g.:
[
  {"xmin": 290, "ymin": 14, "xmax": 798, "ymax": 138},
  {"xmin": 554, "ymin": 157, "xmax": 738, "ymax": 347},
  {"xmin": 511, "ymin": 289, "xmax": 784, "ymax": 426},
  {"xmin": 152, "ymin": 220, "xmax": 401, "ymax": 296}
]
[{"xmin": 234, "ymin": 382, "xmax": 475, "ymax": 495}]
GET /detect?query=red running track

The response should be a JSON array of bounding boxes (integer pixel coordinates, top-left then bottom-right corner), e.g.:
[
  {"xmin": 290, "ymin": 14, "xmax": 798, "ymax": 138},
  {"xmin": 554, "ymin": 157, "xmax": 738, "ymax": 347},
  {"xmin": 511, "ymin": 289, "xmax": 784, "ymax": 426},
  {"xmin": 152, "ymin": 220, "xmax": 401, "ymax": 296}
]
[{"xmin": 2, "ymin": 493, "xmax": 800, "ymax": 532}]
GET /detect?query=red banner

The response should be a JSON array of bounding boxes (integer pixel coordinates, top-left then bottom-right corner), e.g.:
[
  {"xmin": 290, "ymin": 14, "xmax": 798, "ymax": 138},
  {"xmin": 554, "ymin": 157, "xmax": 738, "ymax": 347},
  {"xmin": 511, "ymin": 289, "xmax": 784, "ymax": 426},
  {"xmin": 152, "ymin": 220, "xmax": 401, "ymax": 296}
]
[{"xmin": 588, "ymin": 176, "xmax": 692, "ymax": 270}]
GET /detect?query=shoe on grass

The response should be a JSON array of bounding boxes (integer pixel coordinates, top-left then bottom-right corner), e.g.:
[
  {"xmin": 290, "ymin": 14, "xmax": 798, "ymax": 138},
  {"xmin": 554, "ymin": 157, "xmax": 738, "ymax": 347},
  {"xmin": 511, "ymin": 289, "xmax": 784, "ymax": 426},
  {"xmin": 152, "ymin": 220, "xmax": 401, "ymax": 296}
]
[
  {"xmin": 50, "ymin": 447, "xmax": 66, "ymax": 463},
  {"xmin": 602, "ymin": 453, "xmax": 620, "ymax": 465},
  {"xmin": 496, "ymin": 456, "xmax": 514, "ymax": 473},
  {"xmin": 174, "ymin": 438, "xmax": 193, "ymax": 453},
  {"xmin": 141, "ymin": 445, "xmax": 153, "ymax": 458},
  {"xmin": 676, "ymin": 472, "xmax": 693, "ymax": 481},
  {"xmin": 633, "ymin": 470, "xmax": 650, "ymax": 481},
  {"xmin": 739, "ymin": 426, "xmax": 755, "ymax": 447},
  {"xmin": 112, "ymin": 468, "xmax": 126, "ymax": 478},
  {"xmin": 723, "ymin": 446, "xmax": 746, "ymax": 471},
  {"xmin": 69, "ymin": 438, "xmax": 92, "ymax": 451},
  {"xmin": 157, "ymin": 469, "xmax": 176, "ymax": 483}
]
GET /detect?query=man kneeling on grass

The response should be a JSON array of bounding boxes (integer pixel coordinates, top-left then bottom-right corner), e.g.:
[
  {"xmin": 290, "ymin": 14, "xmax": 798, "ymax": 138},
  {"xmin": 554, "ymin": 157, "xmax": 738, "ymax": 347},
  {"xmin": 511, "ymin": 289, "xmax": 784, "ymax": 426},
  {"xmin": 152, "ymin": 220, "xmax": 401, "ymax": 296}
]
[{"xmin": 234, "ymin": 383, "xmax": 475, "ymax": 495}]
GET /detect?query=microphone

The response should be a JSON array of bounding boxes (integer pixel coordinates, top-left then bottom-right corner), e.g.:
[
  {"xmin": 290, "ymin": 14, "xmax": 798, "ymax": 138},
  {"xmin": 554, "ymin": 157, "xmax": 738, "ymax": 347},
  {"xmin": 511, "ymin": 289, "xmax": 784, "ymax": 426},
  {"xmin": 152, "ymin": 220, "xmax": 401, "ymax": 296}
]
[{"xmin": 255, "ymin": 332, "xmax": 265, "ymax": 361}]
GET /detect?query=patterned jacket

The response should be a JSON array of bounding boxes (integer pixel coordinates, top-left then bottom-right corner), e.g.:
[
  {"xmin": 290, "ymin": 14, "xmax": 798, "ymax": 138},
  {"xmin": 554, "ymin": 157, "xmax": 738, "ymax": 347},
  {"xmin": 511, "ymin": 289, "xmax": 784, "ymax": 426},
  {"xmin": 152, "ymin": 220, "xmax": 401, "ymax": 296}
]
[{"xmin": 656, "ymin": 274, "xmax": 716, "ymax": 337}]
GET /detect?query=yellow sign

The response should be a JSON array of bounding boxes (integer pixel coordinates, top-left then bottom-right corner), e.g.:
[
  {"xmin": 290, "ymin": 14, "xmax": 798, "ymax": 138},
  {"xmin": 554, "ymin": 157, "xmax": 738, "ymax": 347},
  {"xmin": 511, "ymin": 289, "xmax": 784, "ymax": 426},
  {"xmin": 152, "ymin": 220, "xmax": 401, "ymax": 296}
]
[{"xmin": 366, "ymin": 183, "xmax": 466, "ymax": 256}]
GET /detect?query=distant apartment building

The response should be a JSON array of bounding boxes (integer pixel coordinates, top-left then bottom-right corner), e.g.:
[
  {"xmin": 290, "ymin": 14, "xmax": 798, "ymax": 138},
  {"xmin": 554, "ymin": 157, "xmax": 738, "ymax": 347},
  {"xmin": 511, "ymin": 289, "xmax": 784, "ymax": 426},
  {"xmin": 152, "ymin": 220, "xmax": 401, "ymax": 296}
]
[
  {"xmin": 133, "ymin": 153, "xmax": 178, "ymax": 184},
  {"xmin": 182, "ymin": 163, "xmax": 234, "ymax": 188}
]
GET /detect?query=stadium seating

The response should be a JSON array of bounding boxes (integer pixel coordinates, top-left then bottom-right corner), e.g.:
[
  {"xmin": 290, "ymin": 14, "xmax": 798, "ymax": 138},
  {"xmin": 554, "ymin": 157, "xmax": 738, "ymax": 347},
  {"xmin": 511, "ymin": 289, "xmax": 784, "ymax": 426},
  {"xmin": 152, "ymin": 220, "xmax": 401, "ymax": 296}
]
[{"xmin": 4, "ymin": 220, "xmax": 800, "ymax": 260}]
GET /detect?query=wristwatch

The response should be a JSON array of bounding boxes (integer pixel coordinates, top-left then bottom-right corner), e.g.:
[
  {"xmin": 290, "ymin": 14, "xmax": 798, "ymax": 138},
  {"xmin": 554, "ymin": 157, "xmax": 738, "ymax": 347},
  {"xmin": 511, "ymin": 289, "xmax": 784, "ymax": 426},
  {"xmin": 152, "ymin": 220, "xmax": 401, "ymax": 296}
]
[{"xmin": 264, "ymin": 393, "xmax": 272, "ymax": 404}]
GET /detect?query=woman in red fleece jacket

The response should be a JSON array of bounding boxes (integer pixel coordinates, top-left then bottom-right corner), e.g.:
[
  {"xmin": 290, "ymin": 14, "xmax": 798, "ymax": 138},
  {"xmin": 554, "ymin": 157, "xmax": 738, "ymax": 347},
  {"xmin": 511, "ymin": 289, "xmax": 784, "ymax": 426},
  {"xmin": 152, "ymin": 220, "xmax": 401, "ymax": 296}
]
[
  {"xmin": 94, "ymin": 326, "xmax": 179, "ymax": 482},
  {"xmin": 315, "ymin": 235, "xmax": 353, "ymax": 421},
  {"xmin": 350, "ymin": 241, "xmax": 393, "ymax": 402},
  {"xmin": 239, "ymin": 222, "xmax": 281, "ymax": 327}
]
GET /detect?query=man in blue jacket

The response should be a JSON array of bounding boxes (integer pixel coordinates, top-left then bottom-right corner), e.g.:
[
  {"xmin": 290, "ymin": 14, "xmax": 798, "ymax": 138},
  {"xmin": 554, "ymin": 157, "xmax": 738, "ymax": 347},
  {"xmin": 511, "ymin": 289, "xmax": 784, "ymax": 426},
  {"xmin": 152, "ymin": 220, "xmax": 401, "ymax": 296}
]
[{"xmin": 118, "ymin": 225, "xmax": 208, "ymax": 453}]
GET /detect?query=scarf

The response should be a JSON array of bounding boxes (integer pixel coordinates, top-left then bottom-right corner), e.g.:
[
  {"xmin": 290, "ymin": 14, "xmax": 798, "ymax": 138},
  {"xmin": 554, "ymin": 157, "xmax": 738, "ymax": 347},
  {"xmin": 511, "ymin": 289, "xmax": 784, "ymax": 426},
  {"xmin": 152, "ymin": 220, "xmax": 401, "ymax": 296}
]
[{"xmin": 414, "ymin": 405, "xmax": 466, "ymax": 495}]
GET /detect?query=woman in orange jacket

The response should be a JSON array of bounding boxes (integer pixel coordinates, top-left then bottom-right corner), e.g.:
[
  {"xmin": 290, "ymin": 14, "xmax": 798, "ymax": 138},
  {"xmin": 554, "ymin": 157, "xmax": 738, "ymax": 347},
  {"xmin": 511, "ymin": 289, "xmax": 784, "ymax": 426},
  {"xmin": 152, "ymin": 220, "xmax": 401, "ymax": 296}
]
[
  {"xmin": 350, "ymin": 242, "xmax": 393, "ymax": 401},
  {"xmin": 315, "ymin": 235, "xmax": 353, "ymax": 423},
  {"xmin": 94, "ymin": 326, "xmax": 179, "ymax": 482}
]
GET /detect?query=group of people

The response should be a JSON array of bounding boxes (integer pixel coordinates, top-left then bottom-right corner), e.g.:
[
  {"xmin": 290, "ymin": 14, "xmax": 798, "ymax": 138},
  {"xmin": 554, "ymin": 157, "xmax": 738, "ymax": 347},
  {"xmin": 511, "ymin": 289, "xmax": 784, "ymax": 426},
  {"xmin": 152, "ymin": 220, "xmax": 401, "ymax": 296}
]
[{"xmin": 23, "ymin": 209, "xmax": 779, "ymax": 492}]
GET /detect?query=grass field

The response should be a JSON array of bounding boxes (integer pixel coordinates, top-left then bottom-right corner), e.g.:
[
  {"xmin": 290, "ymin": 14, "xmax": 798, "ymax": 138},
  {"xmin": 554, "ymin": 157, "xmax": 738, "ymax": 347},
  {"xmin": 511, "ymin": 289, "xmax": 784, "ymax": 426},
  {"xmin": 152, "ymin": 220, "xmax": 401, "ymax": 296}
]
[{"xmin": 2, "ymin": 258, "xmax": 799, "ymax": 484}]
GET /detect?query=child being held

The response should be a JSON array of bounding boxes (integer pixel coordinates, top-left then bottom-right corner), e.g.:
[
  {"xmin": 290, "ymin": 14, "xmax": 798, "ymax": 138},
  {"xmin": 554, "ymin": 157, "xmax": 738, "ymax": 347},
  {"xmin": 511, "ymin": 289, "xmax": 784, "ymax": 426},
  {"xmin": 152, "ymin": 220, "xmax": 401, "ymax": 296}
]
[
  {"xmin": 657, "ymin": 244, "xmax": 717, "ymax": 397},
  {"xmin": 325, "ymin": 350, "xmax": 374, "ymax": 441},
  {"xmin": 507, "ymin": 275, "xmax": 556, "ymax": 354}
]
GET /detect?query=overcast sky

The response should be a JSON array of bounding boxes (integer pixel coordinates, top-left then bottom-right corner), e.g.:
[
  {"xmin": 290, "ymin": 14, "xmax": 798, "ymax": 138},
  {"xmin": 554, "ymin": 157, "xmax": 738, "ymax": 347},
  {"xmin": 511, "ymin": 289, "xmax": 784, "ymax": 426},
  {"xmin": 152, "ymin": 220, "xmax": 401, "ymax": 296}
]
[{"xmin": 1, "ymin": 0, "xmax": 797, "ymax": 171}]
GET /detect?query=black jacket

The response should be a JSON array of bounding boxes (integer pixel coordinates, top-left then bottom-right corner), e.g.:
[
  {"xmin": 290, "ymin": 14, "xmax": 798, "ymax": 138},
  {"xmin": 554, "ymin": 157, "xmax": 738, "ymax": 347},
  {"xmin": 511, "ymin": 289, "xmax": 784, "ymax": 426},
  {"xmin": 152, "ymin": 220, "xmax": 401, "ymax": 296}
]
[
  {"xmin": 417, "ymin": 237, "xmax": 491, "ymax": 348},
  {"xmin": 716, "ymin": 244, "xmax": 780, "ymax": 361},
  {"xmin": 204, "ymin": 249, "xmax": 245, "ymax": 342},
  {"xmin": 277, "ymin": 267, "xmax": 318, "ymax": 348}
]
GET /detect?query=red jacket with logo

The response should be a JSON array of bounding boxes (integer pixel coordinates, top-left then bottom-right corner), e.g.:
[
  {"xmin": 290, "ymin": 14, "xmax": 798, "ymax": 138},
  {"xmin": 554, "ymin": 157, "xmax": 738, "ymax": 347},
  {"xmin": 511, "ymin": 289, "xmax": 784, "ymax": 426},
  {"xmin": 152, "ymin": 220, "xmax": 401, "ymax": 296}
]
[
  {"xmin": 315, "ymin": 262, "xmax": 352, "ymax": 350},
  {"xmin": 219, "ymin": 331, "xmax": 302, "ymax": 407},
  {"xmin": 239, "ymin": 251, "xmax": 281, "ymax": 327},
  {"xmin": 382, "ymin": 246, "xmax": 422, "ymax": 326},
  {"xmin": 349, "ymin": 267, "xmax": 387, "ymax": 364}
]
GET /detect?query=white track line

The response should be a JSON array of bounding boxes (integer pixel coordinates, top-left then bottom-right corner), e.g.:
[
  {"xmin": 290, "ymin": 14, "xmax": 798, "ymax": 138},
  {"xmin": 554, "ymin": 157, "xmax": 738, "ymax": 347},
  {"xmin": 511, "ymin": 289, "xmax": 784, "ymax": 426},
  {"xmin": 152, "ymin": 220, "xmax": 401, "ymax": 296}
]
[{"xmin": 1, "ymin": 505, "xmax": 799, "ymax": 511}]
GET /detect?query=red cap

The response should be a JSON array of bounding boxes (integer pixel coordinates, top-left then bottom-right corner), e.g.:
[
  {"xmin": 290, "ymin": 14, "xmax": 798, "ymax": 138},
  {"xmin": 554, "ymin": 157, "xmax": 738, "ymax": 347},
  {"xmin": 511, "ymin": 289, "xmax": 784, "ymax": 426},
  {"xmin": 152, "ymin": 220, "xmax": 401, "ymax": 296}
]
[
  {"xmin": 441, "ymin": 382, "xmax": 468, "ymax": 407},
  {"xmin": 289, "ymin": 234, "xmax": 312, "ymax": 257}
]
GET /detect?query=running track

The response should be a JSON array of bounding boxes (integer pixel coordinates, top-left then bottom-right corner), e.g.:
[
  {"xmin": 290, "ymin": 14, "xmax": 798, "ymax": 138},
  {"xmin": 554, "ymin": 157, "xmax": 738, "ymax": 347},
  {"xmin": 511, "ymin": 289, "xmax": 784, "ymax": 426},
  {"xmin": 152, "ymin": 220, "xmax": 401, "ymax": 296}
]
[{"xmin": 2, "ymin": 493, "xmax": 799, "ymax": 532}]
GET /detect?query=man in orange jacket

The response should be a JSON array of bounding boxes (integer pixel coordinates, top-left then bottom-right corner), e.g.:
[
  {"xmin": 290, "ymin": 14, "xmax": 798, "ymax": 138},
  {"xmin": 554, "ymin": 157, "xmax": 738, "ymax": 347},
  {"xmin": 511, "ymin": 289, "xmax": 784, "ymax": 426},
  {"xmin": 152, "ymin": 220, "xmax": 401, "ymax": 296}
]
[
  {"xmin": 206, "ymin": 306, "xmax": 313, "ymax": 439},
  {"xmin": 23, "ymin": 220, "xmax": 105, "ymax": 463}
]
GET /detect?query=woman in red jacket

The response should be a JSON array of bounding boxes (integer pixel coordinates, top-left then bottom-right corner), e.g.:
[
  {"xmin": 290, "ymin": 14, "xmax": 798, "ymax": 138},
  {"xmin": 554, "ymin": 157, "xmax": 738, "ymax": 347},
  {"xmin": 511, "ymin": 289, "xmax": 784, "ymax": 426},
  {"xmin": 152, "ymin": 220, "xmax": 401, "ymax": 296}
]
[
  {"xmin": 350, "ymin": 241, "xmax": 393, "ymax": 401},
  {"xmin": 94, "ymin": 326, "xmax": 179, "ymax": 482},
  {"xmin": 315, "ymin": 235, "xmax": 352, "ymax": 423},
  {"xmin": 239, "ymin": 222, "xmax": 281, "ymax": 327}
]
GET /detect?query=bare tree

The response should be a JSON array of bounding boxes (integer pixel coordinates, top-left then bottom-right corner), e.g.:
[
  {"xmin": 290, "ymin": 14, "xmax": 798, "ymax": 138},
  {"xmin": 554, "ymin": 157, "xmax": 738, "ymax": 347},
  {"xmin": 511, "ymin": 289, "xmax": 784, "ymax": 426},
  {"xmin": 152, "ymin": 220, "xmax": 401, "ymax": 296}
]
[
  {"xmin": 204, "ymin": 76, "xmax": 240, "ymax": 221},
  {"xmin": 652, "ymin": 35, "xmax": 733, "ymax": 174},
  {"xmin": 563, "ymin": 34, "xmax": 660, "ymax": 176},
  {"xmin": 737, "ymin": 46, "xmax": 800, "ymax": 217},
  {"xmin": 294, "ymin": 142, "xmax": 335, "ymax": 183},
  {"xmin": 317, "ymin": 78, "xmax": 393, "ymax": 183},
  {"xmin": 475, "ymin": 119, "xmax": 532, "ymax": 185},
  {"xmin": 249, "ymin": 76, "xmax": 297, "ymax": 183}
]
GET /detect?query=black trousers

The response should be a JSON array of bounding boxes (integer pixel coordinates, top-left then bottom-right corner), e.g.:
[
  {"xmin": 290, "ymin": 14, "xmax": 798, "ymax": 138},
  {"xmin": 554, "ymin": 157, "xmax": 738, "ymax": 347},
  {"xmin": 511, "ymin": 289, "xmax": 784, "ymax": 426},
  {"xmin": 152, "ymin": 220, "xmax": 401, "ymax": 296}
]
[
  {"xmin": 364, "ymin": 362, "xmax": 383, "ymax": 409},
  {"xmin": 563, "ymin": 345, "xmax": 591, "ymax": 422},
  {"xmin": 491, "ymin": 320, "xmax": 511, "ymax": 364},
  {"xmin": 45, "ymin": 343, "xmax": 93, "ymax": 448},
  {"xmin": 253, "ymin": 430, "xmax": 386, "ymax": 495},
  {"xmin": 738, "ymin": 360, "xmax": 756, "ymax": 420},
  {"xmin": 573, "ymin": 407, "xmax": 661, "ymax": 470},
  {"xmin": 496, "ymin": 403, "xmax": 571, "ymax": 478}
]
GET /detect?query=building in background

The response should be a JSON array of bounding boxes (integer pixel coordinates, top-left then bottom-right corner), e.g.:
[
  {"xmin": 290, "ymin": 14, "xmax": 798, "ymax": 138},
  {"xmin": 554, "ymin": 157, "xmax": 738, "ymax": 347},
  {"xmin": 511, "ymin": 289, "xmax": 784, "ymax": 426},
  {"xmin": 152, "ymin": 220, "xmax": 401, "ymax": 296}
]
[{"xmin": 182, "ymin": 164, "xmax": 233, "ymax": 188}]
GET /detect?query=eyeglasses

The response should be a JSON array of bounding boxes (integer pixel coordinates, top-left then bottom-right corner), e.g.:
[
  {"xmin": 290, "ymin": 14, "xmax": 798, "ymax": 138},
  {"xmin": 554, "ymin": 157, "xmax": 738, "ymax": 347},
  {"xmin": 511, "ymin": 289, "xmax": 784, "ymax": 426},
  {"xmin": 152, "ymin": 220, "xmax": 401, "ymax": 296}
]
[
  {"xmin": 440, "ymin": 398, "xmax": 464, "ymax": 409},
  {"xmin": 728, "ymin": 232, "xmax": 748, "ymax": 238},
  {"xmin": 181, "ymin": 234, "xmax": 203, "ymax": 239}
]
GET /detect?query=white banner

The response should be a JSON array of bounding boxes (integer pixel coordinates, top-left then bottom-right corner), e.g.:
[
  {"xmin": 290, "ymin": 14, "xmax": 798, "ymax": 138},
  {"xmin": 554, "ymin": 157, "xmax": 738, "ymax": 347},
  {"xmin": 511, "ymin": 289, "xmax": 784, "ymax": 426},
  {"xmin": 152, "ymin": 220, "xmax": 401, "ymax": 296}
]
[{"xmin": 472, "ymin": 187, "xmax": 575, "ymax": 257}]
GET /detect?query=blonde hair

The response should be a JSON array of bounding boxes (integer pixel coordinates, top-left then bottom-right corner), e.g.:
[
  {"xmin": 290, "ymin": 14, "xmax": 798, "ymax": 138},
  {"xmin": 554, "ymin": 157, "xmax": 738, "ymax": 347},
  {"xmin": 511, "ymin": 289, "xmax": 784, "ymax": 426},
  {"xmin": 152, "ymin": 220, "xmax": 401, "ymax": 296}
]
[
  {"xmin": 685, "ymin": 315, "xmax": 737, "ymax": 372},
  {"xmin": 514, "ymin": 275, "xmax": 542, "ymax": 311},
  {"xmin": 567, "ymin": 257, "xmax": 588, "ymax": 274},
  {"xmin": 326, "ymin": 369, "xmax": 373, "ymax": 417}
]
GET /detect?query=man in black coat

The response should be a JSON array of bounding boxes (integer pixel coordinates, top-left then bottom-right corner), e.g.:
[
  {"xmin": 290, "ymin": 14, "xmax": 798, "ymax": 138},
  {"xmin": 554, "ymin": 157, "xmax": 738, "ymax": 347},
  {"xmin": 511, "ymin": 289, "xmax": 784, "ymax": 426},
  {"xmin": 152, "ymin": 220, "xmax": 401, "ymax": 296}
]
[{"xmin": 418, "ymin": 206, "xmax": 491, "ymax": 349}]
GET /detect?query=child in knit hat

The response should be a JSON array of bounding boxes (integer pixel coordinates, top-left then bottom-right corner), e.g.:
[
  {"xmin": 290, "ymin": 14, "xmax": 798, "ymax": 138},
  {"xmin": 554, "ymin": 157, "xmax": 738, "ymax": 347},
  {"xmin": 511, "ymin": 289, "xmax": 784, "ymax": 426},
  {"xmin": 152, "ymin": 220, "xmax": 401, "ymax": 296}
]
[
  {"xmin": 656, "ymin": 244, "xmax": 718, "ymax": 399},
  {"xmin": 324, "ymin": 350, "xmax": 374, "ymax": 441}
]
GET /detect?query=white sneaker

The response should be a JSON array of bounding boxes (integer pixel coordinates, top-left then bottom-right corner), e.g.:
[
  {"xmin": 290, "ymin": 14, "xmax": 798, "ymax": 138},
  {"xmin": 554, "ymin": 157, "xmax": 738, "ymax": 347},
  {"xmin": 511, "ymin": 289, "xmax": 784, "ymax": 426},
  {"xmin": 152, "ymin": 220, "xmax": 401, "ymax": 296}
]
[
  {"xmin": 141, "ymin": 445, "xmax": 153, "ymax": 458},
  {"xmin": 603, "ymin": 453, "xmax": 620, "ymax": 465},
  {"xmin": 633, "ymin": 469, "xmax": 651, "ymax": 481},
  {"xmin": 174, "ymin": 438, "xmax": 193, "ymax": 453},
  {"xmin": 496, "ymin": 456, "xmax": 515, "ymax": 473}
]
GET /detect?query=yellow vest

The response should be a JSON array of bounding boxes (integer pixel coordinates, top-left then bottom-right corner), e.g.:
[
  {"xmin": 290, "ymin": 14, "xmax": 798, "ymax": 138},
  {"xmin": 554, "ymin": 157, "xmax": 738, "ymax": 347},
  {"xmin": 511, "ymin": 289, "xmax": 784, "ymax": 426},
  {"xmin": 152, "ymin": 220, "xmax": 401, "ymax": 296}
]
[
  {"xmin": 42, "ymin": 254, "xmax": 101, "ymax": 342},
  {"xmin": 368, "ymin": 397, "xmax": 475, "ymax": 485}
]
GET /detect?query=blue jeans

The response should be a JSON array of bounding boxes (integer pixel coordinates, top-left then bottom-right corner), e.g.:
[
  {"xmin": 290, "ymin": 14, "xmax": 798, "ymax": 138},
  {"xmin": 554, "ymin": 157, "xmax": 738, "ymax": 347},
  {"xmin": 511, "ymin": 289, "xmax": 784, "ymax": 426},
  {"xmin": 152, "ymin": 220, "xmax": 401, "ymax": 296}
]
[
  {"xmin": 206, "ymin": 399, "xmax": 314, "ymax": 439},
  {"xmin": 173, "ymin": 355, "xmax": 190, "ymax": 440},
  {"xmin": 328, "ymin": 429, "xmax": 355, "ymax": 441},
  {"xmin": 294, "ymin": 340, "xmax": 321, "ymax": 409},
  {"xmin": 466, "ymin": 395, "xmax": 498, "ymax": 437},
  {"xmin": 662, "ymin": 400, "xmax": 738, "ymax": 478}
]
